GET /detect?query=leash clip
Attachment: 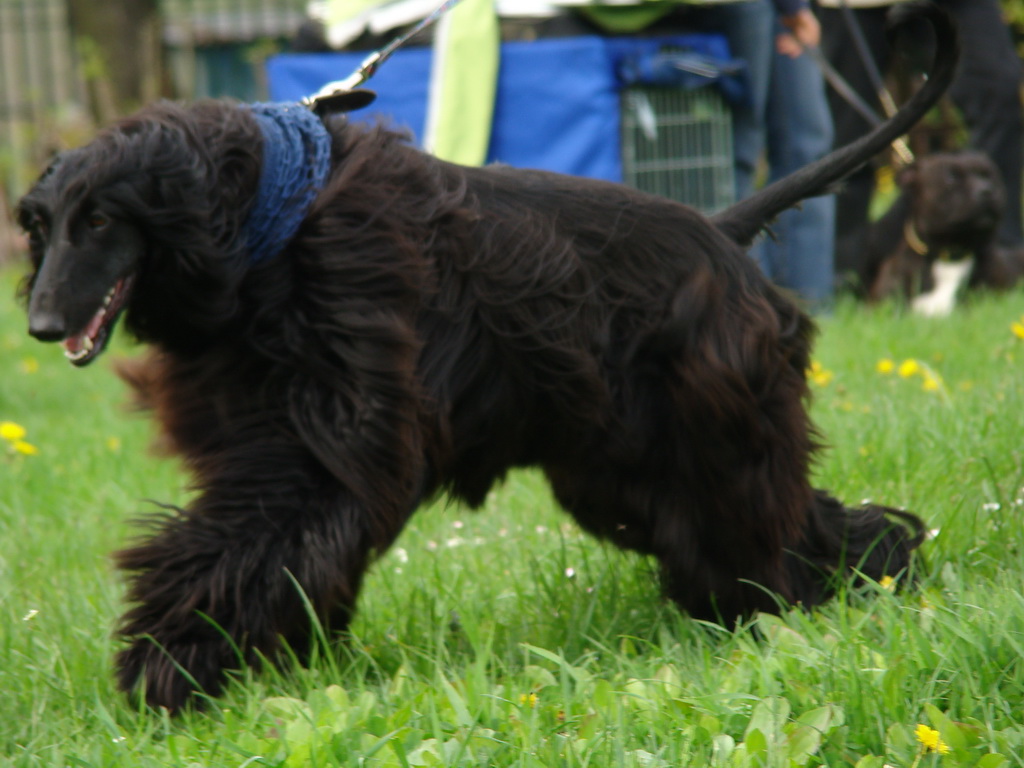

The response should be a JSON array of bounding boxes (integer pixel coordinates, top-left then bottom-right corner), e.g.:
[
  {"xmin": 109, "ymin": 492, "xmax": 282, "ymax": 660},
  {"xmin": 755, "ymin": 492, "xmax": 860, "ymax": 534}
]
[
  {"xmin": 302, "ymin": 0, "xmax": 463, "ymax": 116},
  {"xmin": 301, "ymin": 51, "xmax": 382, "ymax": 115}
]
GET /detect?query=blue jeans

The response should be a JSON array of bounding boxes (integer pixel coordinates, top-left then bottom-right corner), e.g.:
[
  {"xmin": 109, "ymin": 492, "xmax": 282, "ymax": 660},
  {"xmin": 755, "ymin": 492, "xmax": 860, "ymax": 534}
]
[
  {"xmin": 686, "ymin": 1, "xmax": 836, "ymax": 308},
  {"xmin": 756, "ymin": 20, "xmax": 836, "ymax": 309},
  {"xmin": 684, "ymin": 0, "xmax": 773, "ymax": 200}
]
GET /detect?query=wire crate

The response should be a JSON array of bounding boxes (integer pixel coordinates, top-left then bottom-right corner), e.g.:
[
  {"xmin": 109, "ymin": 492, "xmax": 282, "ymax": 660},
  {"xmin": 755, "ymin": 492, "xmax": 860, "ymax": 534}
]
[{"xmin": 620, "ymin": 84, "xmax": 735, "ymax": 215}]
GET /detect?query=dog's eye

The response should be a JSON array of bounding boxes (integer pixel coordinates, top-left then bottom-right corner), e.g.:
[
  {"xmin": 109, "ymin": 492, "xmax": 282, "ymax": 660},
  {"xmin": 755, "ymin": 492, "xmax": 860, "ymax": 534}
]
[
  {"xmin": 25, "ymin": 216, "xmax": 47, "ymax": 243},
  {"xmin": 87, "ymin": 212, "xmax": 110, "ymax": 231},
  {"xmin": 21, "ymin": 212, "xmax": 42, "ymax": 231}
]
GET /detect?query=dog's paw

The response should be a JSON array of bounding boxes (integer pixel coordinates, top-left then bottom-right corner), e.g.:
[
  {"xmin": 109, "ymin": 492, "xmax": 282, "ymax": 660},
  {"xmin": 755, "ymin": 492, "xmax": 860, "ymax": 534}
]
[
  {"xmin": 911, "ymin": 290, "xmax": 955, "ymax": 317},
  {"xmin": 115, "ymin": 636, "xmax": 238, "ymax": 713},
  {"xmin": 912, "ymin": 259, "xmax": 973, "ymax": 317}
]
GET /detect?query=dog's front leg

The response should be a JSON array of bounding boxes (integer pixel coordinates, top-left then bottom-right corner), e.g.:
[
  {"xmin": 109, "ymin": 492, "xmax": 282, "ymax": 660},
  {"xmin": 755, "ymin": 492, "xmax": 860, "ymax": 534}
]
[
  {"xmin": 911, "ymin": 258, "xmax": 974, "ymax": 316},
  {"xmin": 113, "ymin": 451, "xmax": 414, "ymax": 713}
]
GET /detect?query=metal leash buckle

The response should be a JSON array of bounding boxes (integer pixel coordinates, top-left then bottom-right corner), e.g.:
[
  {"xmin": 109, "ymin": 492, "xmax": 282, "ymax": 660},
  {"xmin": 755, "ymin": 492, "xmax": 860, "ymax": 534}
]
[{"xmin": 302, "ymin": 0, "xmax": 463, "ymax": 116}]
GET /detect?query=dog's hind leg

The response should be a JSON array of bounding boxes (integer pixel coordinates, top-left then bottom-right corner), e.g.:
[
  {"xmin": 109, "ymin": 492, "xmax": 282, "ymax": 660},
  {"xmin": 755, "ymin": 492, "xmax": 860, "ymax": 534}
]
[
  {"xmin": 545, "ymin": 271, "xmax": 878, "ymax": 622},
  {"xmin": 113, "ymin": 442, "xmax": 416, "ymax": 712},
  {"xmin": 647, "ymin": 280, "xmax": 819, "ymax": 620},
  {"xmin": 547, "ymin": 459, "xmax": 923, "ymax": 622},
  {"xmin": 545, "ymin": 459, "xmax": 802, "ymax": 622},
  {"xmin": 783, "ymin": 491, "xmax": 925, "ymax": 605}
]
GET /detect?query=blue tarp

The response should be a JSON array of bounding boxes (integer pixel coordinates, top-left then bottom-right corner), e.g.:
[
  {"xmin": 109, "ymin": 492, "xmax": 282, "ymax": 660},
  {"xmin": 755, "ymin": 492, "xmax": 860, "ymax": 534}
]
[{"xmin": 267, "ymin": 33, "xmax": 738, "ymax": 183}]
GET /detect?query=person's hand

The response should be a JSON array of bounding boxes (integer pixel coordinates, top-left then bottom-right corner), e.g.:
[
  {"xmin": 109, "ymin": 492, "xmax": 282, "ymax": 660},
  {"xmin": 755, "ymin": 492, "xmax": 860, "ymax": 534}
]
[{"xmin": 777, "ymin": 7, "xmax": 820, "ymax": 58}]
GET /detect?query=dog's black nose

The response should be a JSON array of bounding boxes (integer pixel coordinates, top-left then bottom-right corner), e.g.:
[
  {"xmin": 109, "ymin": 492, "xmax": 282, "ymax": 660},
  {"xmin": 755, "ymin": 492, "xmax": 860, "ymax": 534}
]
[{"xmin": 28, "ymin": 311, "xmax": 68, "ymax": 342}]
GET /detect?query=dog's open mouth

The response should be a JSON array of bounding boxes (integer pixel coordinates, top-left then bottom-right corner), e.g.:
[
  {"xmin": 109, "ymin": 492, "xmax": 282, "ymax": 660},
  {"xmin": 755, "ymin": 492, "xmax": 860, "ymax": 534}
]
[{"xmin": 63, "ymin": 276, "xmax": 134, "ymax": 366}]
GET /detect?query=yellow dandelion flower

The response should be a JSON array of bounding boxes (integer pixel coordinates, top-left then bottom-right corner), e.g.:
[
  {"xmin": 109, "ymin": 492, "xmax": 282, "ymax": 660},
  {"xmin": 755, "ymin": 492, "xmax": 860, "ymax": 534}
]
[
  {"xmin": 922, "ymin": 376, "xmax": 940, "ymax": 393},
  {"xmin": 914, "ymin": 723, "xmax": 951, "ymax": 755},
  {"xmin": 519, "ymin": 692, "xmax": 538, "ymax": 708},
  {"xmin": 0, "ymin": 421, "xmax": 27, "ymax": 442},
  {"xmin": 12, "ymin": 440, "xmax": 38, "ymax": 456},
  {"xmin": 106, "ymin": 436, "xmax": 122, "ymax": 452},
  {"xmin": 898, "ymin": 359, "xmax": 920, "ymax": 378},
  {"xmin": 19, "ymin": 357, "xmax": 39, "ymax": 374},
  {"xmin": 878, "ymin": 575, "xmax": 896, "ymax": 591},
  {"xmin": 1012, "ymin": 318, "xmax": 1024, "ymax": 339},
  {"xmin": 807, "ymin": 361, "xmax": 833, "ymax": 387},
  {"xmin": 876, "ymin": 358, "xmax": 895, "ymax": 375}
]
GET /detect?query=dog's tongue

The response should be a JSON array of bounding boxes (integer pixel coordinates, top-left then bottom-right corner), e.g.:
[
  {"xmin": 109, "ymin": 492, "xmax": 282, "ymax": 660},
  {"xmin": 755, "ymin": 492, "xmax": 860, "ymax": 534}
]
[
  {"xmin": 62, "ymin": 309, "xmax": 106, "ymax": 355},
  {"xmin": 63, "ymin": 336, "xmax": 82, "ymax": 355}
]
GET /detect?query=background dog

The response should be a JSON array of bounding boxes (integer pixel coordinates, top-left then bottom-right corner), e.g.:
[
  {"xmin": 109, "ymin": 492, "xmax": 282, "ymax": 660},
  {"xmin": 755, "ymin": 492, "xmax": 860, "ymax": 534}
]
[
  {"xmin": 16, "ymin": 2, "xmax": 951, "ymax": 712},
  {"xmin": 864, "ymin": 150, "xmax": 1022, "ymax": 314}
]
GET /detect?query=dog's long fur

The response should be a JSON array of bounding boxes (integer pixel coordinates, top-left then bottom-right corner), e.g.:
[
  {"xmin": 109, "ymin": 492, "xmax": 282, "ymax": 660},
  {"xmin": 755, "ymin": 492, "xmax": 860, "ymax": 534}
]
[{"xmin": 17, "ymin": 2, "xmax": 952, "ymax": 712}]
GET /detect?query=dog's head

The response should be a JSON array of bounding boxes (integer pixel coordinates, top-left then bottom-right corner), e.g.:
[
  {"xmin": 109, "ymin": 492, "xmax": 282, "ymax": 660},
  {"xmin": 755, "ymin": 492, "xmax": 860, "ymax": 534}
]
[
  {"xmin": 17, "ymin": 147, "xmax": 146, "ymax": 365},
  {"xmin": 16, "ymin": 102, "xmax": 263, "ymax": 365},
  {"xmin": 900, "ymin": 150, "xmax": 1005, "ymax": 243}
]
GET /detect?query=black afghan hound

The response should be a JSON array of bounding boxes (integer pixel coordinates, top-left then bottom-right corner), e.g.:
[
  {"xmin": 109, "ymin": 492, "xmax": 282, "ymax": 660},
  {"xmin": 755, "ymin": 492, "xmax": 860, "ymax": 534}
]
[{"xmin": 17, "ymin": 2, "xmax": 951, "ymax": 713}]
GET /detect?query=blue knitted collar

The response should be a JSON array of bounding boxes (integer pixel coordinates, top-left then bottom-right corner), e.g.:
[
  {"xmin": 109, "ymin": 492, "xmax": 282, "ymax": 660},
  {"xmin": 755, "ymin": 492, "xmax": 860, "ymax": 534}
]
[{"xmin": 242, "ymin": 102, "xmax": 333, "ymax": 264}]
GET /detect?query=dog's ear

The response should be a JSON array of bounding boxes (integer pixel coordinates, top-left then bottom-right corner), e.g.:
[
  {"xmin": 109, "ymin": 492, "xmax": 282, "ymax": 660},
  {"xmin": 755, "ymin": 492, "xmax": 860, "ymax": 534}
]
[{"xmin": 311, "ymin": 89, "xmax": 377, "ymax": 117}]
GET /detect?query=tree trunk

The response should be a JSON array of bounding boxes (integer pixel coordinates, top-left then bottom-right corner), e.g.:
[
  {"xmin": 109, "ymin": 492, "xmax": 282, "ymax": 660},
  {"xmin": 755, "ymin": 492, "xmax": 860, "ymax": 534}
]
[{"xmin": 65, "ymin": 0, "xmax": 163, "ymax": 123}]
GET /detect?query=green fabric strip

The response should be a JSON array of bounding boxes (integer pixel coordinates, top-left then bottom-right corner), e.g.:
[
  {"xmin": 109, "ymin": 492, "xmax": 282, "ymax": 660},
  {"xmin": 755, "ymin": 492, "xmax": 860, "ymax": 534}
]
[{"xmin": 425, "ymin": 0, "xmax": 499, "ymax": 166}]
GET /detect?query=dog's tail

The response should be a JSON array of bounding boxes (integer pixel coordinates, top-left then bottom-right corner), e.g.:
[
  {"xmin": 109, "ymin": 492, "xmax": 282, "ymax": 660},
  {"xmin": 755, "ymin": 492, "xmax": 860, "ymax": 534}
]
[
  {"xmin": 712, "ymin": 1, "xmax": 958, "ymax": 247},
  {"xmin": 785, "ymin": 491, "xmax": 926, "ymax": 607}
]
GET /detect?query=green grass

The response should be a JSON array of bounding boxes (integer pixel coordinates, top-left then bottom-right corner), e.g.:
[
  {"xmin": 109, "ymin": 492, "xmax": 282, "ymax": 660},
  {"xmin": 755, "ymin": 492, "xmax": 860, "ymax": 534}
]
[{"xmin": 2, "ymin": 263, "xmax": 1024, "ymax": 767}]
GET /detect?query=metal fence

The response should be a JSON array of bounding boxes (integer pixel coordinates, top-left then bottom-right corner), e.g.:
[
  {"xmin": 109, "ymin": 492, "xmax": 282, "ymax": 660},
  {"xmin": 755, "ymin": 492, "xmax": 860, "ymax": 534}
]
[
  {"xmin": 163, "ymin": 0, "xmax": 308, "ymax": 45},
  {"xmin": 621, "ymin": 85, "xmax": 735, "ymax": 216},
  {"xmin": 163, "ymin": 0, "xmax": 308, "ymax": 103}
]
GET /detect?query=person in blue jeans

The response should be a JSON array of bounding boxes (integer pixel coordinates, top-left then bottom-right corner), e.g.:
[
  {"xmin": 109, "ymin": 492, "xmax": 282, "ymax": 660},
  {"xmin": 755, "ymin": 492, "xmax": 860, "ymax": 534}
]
[
  {"xmin": 688, "ymin": 0, "xmax": 835, "ymax": 310},
  {"xmin": 758, "ymin": 10, "xmax": 836, "ymax": 309}
]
